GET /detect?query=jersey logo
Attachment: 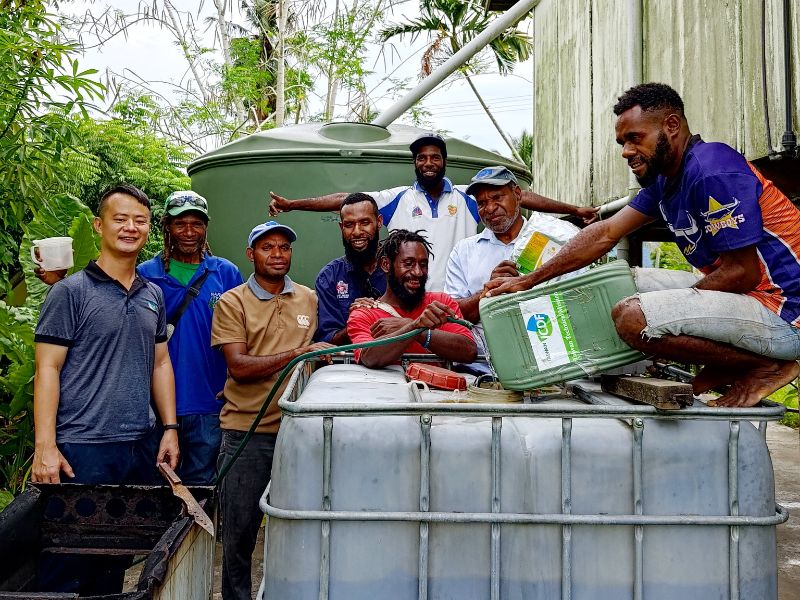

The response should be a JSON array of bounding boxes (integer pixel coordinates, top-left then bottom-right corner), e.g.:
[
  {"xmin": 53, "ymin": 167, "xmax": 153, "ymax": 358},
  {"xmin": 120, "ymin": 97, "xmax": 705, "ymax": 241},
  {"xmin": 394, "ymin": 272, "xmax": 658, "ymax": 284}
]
[
  {"xmin": 666, "ymin": 212, "xmax": 702, "ymax": 255},
  {"xmin": 336, "ymin": 280, "xmax": 349, "ymax": 299},
  {"xmin": 297, "ymin": 314, "xmax": 311, "ymax": 329},
  {"xmin": 448, "ymin": 203, "xmax": 457, "ymax": 216},
  {"xmin": 411, "ymin": 206, "xmax": 423, "ymax": 218},
  {"xmin": 701, "ymin": 196, "xmax": 745, "ymax": 236},
  {"xmin": 145, "ymin": 300, "xmax": 159, "ymax": 313}
]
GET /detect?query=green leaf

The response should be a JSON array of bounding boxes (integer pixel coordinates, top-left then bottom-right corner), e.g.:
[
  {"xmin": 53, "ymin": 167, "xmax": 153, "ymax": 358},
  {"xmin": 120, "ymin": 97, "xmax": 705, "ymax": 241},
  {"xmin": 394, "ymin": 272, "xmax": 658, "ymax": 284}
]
[{"xmin": 0, "ymin": 490, "xmax": 14, "ymax": 512}]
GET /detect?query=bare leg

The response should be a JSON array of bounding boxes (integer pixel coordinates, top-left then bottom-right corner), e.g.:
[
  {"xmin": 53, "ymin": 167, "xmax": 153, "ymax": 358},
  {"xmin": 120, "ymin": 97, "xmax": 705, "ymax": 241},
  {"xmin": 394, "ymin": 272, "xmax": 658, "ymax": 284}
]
[
  {"xmin": 691, "ymin": 366, "xmax": 736, "ymax": 395},
  {"xmin": 612, "ymin": 297, "xmax": 797, "ymax": 407}
]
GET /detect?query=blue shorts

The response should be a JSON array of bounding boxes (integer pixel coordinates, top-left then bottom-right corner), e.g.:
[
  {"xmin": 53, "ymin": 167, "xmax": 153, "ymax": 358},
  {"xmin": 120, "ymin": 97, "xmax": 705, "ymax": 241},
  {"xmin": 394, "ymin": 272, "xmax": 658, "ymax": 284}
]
[{"xmin": 631, "ymin": 268, "xmax": 800, "ymax": 360}]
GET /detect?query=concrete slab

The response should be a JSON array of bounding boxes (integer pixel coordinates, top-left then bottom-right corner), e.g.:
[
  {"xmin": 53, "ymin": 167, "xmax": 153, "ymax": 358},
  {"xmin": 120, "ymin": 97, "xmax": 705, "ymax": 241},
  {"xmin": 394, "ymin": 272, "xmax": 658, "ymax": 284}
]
[{"xmin": 768, "ymin": 423, "xmax": 800, "ymax": 600}]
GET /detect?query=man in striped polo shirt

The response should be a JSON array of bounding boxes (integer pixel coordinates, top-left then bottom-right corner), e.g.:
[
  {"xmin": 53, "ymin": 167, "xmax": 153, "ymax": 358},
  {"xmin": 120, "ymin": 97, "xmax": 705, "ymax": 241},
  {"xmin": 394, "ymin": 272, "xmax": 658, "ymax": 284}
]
[{"xmin": 485, "ymin": 82, "xmax": 800, "ymax": 408}]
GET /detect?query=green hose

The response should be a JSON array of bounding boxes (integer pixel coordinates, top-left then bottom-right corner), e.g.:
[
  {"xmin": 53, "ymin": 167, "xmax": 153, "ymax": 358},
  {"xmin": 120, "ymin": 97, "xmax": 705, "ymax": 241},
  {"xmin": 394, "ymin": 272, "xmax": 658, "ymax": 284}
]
[{"xmin": 214, "ymin": 316, "xmax": 473, "ymax": 484}]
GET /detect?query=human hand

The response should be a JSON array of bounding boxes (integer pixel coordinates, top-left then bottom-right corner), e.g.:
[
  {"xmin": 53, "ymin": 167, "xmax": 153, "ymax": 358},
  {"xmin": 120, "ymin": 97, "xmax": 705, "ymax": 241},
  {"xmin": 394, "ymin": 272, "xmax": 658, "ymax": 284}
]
[
  {"xmin": 349, "ymin": 297, "xmax": 380, "ymax": 312},
  {"xmin": 157, "ymin": 429, "xmax": 180, "ymax": 470},
  {"xmin": 31, "ymin": 445, "xmax": 74, "ymax": 484},
  {"xmin": 574, "ymin": 205, "xmax": 600, "ymax": 224},
  {"xmin": 482, "ymin": 274, "xmax": 534, "ymax": 298},
  {"xmin": 370, "ymin": 317, "xmax": 413, "ymax": 338},
  {"xmin": 489, "ymin": 260, "xmax": 519, "ymax": 280},
  {"xmin": 34, "ymin": 267, "xmax": 68, "ymax": 286},
  {"xmin": 269, "ymin": 191, "xmax": 293, "ymax": 216},
  {"xmin": 414, "ymin": 301, "xmax": 455, "ymax": 330},
  {"xmin": 303, "ymin": 342, "xmax": 340, "ymax": 363}
]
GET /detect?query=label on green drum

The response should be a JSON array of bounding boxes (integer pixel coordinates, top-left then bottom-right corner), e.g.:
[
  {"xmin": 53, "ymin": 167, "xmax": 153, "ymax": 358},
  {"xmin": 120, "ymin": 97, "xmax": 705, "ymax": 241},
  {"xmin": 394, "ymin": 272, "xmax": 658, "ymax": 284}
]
[{"xmin": 519, "ymin": 292, "xmax": 581, "ymax": 369}]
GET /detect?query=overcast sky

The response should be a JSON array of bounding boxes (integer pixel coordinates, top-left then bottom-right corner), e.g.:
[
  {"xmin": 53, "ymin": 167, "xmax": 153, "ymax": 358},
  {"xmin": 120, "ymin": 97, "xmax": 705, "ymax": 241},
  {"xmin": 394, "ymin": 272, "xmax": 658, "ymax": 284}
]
[{"xmin": 68, "ymin": 0, "xmax": 534, "ymax": 159}]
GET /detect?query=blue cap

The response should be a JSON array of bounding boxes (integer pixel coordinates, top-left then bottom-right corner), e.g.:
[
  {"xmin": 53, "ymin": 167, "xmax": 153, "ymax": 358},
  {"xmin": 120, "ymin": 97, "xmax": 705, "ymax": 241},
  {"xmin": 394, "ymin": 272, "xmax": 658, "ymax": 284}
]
[
  {"xmin": 465, "ymin": 166, "xmax": 519, "ymax": 196},
  {"xmin": 248, "ymin": 221, "xmax": 297, "ymax": 247}
]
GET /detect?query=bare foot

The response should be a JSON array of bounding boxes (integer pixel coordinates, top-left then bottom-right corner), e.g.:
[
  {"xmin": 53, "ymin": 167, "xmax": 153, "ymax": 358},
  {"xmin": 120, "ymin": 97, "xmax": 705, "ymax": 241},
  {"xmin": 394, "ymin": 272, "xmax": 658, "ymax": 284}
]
[
  {"xmin": 708, "ymin": 360, "xmax": 799, "ymax": 408},
  {"xmin": 692, "ymin": 365, "xmax": 736, "ymax": 395}
]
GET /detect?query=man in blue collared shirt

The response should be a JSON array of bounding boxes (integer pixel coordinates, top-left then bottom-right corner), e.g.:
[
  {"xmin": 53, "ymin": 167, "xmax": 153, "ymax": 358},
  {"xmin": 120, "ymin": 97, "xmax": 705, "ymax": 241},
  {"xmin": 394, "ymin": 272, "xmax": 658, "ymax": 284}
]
[
  {"xmin": 138, "ymin": 191, "xmax": 242, "ymax": 484},
  {"xmin": 315, "ymin": 193, "xmax": 387, "ymax": 344}
]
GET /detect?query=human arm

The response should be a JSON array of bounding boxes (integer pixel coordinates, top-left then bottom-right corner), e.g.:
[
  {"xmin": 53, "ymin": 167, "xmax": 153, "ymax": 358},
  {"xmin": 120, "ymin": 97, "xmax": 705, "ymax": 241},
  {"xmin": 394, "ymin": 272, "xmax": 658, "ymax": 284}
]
[
  {"xmin": 31, "ymin": 343, "xmax": 74, "ymax": 483},
  {"xmin": 220, "ymin": 341, "xmax": 336, "ymax": 382},
  {"xmin": 520, "ymin": 190, "xmax": 599, "ymax": 224},
  {"xmin": 484, "ymin": 206, "xmax": 654, "ymax": 296},
  {"xmin": 269, "ymin": 191, "xmax": 348, "ymax": 215},
  {"xmin": 453, "ymin": 261, "xmax": 519, "ymax": 323},
  {"xmin": 151, "ymin": 341, "xmax": 179, "ymax": 469},
  {"xmin": 694, "ymin": 246, "xmax": 762, "ymax": 293}
]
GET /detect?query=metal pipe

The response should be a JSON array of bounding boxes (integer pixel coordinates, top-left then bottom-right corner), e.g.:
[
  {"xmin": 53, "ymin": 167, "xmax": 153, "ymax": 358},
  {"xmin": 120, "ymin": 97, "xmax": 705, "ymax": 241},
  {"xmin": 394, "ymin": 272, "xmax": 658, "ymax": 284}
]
[
  {"xmin": 371, "ymin": 0, "xmax": 542, "ymax": 127},
  {"xmin": 780, "ymin": 0, "xmax": 797, "ymax": 154}
]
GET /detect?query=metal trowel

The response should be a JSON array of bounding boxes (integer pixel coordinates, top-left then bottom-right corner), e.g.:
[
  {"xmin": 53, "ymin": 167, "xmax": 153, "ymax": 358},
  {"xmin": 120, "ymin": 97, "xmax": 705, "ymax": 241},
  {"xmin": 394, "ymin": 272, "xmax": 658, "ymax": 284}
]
[{"xmin": 158, "ymin": 462, "xmax": 215, "ymax": 536}]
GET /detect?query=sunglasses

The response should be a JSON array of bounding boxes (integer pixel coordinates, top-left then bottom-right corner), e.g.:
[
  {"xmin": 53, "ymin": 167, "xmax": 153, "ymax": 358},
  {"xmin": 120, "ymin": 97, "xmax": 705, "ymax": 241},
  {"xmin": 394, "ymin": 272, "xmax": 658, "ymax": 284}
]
[{"xmin": 167, "ymin": 194, "xmax": 207, "ymax": 210}]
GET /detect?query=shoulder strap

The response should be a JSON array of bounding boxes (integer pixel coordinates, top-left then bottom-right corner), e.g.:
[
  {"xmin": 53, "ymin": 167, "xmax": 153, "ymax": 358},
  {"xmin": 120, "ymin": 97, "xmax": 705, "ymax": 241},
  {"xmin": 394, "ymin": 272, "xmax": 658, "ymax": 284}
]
[{"xmin": 168, "ymin": 269, "xmax": 211, "ymax": 327}]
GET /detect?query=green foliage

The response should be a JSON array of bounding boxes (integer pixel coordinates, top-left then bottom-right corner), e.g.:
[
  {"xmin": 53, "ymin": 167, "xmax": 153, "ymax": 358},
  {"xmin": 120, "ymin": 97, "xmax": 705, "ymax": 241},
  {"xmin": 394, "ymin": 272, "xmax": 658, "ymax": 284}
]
[
  {"xmin": 224, "ymin": 37, "xmax": 276, "ymax": 120},
  {"xmin": 0, "ymin": 0, "xmax": 104, "ymax": 293},
  {"xmin": 769, "ymin": 382, "xmax": 799, "ymax": 429},
  {"xmin": 649, "ymin": 242, "xmax": 693, "ymax": 272},
  {"xmin": 512, "ymin": 130, "xmax": 533, "ymax": 171}
]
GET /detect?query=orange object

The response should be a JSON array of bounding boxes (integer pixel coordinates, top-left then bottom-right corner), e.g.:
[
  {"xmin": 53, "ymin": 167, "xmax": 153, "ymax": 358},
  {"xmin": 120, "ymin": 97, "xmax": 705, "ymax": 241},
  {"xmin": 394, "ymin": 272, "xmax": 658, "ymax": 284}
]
[{"xmin": 406, "ymin": 363, "xmax": 467, "ymax": 391}]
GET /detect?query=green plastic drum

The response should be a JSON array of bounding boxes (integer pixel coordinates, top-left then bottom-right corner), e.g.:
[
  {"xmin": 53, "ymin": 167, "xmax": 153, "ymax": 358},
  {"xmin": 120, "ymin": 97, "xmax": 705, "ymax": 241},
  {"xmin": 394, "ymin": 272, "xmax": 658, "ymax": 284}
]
[{"xmin": 187, "ymin": 122, "xmax": 530, "ymax": 286}]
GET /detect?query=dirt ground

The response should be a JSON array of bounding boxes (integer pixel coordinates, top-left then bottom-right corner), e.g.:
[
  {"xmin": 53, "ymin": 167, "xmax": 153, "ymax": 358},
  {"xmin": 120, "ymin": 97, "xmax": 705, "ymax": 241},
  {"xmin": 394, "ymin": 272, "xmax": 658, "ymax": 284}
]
[{"xmin": 206, "ymin": 424, "xmax": 800, "ymax": 600}]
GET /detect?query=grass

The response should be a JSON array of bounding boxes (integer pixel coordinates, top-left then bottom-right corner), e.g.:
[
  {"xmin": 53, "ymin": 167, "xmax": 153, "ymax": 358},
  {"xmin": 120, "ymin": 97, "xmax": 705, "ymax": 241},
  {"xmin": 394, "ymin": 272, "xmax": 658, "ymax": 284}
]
[{"xmin": 768, "ymin": 380, "xmax": 799, "ymax": 429}]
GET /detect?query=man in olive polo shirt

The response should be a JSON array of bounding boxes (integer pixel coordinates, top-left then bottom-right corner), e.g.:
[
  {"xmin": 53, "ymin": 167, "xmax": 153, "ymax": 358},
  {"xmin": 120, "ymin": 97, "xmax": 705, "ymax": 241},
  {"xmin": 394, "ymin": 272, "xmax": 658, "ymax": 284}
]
[{"xmin": 211, "ymin": 220, "xmax": 335, "ymax": 600}]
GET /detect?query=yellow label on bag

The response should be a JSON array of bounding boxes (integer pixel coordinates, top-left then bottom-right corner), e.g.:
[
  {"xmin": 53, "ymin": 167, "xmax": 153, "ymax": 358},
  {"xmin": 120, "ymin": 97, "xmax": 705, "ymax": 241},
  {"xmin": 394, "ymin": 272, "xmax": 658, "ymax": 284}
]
[{"xmin": 516, "ymin": 232, "xmax": 562, "ymax": 274}]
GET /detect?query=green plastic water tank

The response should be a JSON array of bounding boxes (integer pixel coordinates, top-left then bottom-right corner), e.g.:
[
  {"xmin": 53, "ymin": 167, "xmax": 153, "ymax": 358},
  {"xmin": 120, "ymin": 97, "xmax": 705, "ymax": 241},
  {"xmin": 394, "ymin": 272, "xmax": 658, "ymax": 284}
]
[
  {"xmin": 479, "ymin": 260, "xmax": 645, "ymax": 389},
  {"xmin": 187, "ymin": 122, "xmax": 530, "ymax": 286}
]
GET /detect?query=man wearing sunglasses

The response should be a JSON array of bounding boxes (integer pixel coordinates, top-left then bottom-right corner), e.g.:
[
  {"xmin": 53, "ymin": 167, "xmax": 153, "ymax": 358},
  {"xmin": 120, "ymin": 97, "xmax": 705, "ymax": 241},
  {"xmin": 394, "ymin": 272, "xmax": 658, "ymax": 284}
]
[
  {"xmin": 137, "ymin": 190, "xmax": 243, "ymax": 484},
  {"xmin": 314, "ymin": 192, "xmax": 387, "ymax": 345}
]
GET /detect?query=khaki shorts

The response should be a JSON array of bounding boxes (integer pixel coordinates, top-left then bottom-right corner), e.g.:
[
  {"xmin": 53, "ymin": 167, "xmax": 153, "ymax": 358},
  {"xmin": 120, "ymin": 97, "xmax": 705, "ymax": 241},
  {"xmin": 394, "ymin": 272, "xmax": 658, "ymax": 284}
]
[{"xmin": 630, "ymin": 268, "xmax": 800, "ymax": 360}]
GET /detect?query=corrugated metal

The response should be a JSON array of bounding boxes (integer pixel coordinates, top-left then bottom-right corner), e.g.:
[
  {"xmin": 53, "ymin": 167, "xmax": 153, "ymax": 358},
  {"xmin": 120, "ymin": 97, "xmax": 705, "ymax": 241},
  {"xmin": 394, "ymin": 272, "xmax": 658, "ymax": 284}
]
[{"xmin": 531, "ymin": 0, "xmax": 800, "ymax": 206}]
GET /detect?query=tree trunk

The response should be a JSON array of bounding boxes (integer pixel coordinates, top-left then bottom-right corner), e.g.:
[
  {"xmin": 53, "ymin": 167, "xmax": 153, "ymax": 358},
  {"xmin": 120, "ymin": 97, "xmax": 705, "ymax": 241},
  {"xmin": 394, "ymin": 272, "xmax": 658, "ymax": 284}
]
[
  {"xmin": 464, "ymin": 74, "xmax": 524, "ymax": 163},
  {"xmin": 275, "ymin": 0, "xmax": 288, "ymax": 126},
  {"xmin": 323, "ymin": 0, "xmax": 340, "ymax": 121},
  {"xmin": 212, "ymin": 0, "xmax": 247, "ymax": 122},
  {"xmin": 163, "ymin": 0, "xmax": 210, "ymax": 106}
]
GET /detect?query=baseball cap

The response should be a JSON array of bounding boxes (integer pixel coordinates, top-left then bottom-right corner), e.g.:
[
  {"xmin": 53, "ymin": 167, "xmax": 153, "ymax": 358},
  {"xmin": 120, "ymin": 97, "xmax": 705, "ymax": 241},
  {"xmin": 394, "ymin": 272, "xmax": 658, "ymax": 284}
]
[
  {"xmin": 465, "ymin": 166, "xmax": 519, "ymax": 196},
  {"xmin": 164, "ymin": 190, "xmax": 209, "ymax": 218},
  {"xmin": 409, "ymin": 132, "xmax": 447, "ymax": 157},
  {"xmin": 248, "ymin": 220, "xmax": 298, "ymax": 247}
]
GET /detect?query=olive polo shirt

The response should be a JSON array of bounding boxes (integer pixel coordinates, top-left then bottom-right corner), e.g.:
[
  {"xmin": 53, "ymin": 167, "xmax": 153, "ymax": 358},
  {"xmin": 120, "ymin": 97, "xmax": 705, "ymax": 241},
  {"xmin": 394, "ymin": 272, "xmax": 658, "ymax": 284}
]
[
  {"xmin": 34, "ymin": 260, "xmax": 167, "ymax": 443},
  {"xmin": 211, "ymin": 274, "xmax": 317, "ymax": 433}
]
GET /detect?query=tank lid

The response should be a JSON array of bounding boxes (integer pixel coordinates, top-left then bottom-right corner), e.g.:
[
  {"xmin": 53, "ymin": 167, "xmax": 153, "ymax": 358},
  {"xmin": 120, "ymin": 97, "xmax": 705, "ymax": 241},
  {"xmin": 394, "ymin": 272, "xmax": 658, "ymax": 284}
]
[{"xmin": 319, "ymin": 122, "xmax": 391, "ymax": 143}]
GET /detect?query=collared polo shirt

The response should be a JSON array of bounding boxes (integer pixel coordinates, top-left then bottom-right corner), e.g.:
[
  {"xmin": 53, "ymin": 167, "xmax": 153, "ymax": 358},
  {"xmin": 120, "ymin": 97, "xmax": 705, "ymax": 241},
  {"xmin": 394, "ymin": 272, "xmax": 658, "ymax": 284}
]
[
  {"xmin": 314, "ymin": 256, "xmax": 387, "ymax": 343},
  {"xmin": 34, "ymin": 261, "xmax": 167, "ymax": 443},
  {"xmin": 137, "ymin": 254, "xmax": 243, "ymax": 416},
  {"xmin": 369, "ymin": 177, "xmax": 480, "ymax": 291},
  {"xmin": 211, "ymin": 275, "xmax": 316, "ymax": 433}
]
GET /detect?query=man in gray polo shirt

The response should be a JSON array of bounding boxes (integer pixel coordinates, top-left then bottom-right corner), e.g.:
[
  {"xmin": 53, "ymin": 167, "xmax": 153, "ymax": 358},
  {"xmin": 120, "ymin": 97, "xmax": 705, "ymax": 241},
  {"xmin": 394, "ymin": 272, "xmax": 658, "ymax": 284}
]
[{"xmin": 32, "ymin": 184, "xmax": 179, "ymax": 595}]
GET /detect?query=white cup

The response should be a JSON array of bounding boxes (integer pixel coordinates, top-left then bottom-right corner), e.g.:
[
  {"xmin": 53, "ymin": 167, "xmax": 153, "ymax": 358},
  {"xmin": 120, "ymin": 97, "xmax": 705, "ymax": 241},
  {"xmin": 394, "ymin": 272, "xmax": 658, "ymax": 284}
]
[{"xmin": 30, "ymin": 237, "xmax": 74, "ymax": 271}]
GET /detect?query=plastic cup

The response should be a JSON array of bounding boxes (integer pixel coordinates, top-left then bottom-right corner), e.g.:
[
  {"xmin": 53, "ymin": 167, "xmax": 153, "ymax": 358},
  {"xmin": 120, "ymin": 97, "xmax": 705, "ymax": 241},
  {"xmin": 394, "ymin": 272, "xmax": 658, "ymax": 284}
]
[{"xmin": 30, "ymin": 237, "xmax": 74, "ymax": 271}]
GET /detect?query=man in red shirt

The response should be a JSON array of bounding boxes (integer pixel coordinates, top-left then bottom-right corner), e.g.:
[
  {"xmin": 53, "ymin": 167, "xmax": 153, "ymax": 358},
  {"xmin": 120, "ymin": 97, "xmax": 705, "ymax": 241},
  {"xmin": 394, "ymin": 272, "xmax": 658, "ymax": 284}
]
[{"xmin": 347, "ymin": 229, "xmax": 477, "ymax": 368}]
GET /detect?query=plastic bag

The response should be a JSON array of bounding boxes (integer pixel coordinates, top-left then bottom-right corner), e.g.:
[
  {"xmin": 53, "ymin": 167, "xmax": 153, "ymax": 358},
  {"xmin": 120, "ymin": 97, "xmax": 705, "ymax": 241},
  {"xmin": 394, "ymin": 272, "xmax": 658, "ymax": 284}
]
[{"xmin": 510, "ymin": 213, "xmax": 587, "ymax": 280}]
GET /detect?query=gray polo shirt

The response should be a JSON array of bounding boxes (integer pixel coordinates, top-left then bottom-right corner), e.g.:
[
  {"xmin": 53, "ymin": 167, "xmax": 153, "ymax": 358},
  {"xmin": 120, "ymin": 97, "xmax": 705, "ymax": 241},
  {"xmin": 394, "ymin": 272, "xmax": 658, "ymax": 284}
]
[{"xmin": 35, "ymin": 261, "xmax": 168, "ymax": 443}]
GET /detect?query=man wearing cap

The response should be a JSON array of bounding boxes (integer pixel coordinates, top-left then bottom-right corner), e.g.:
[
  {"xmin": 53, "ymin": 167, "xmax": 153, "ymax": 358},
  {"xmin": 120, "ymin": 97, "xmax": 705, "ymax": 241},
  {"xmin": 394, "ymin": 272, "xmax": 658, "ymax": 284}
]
[
  {"xmin": 39, "ymin": 190, "xmax": 244, "ymax": 485},
  {"xmin": 269, "ymin": 132, "xmax": 598, "ymax": 290},
  {"xmin": 138, "ymin": 191, "xmax": 243, "ymax": 484},
  {"xmin": 444, "ymin": 166, "xmax": 529, "ymax": 368},
  {"xmin": 211, "ymin": 221, "xmax": 335, "ymax": 600}
]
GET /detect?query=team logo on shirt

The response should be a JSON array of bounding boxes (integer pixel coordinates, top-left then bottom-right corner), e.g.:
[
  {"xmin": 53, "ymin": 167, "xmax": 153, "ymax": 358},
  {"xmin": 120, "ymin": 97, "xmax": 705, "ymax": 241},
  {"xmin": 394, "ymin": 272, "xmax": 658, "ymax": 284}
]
[
  {"xmin": 662, "ymin": 207, "xmax": 703, "ymax": 256},
  {"xmin": 297, "ymin": 314, "xmax": 311, "ymax": 329},
  {"xmin": 145, "ymin": 300, "xmax": 159, "ymax": 313},
  {"xmin": 208, "ymin": 292, "xmax": 222, "ymax": 310},
  {"xmin": 448, "ymin": 203, "xmax": 457, "ymax": 216},
  {"xmin": 336, "ymin": 280, "xmax": 349, "ymax": 299},
  {"xmin": 701, "ymin": 196, "xmax": 745, "ymax": 236},
  {"xmin": 411, "ymin": 206, "xmax": 423, "ymax": 218}
]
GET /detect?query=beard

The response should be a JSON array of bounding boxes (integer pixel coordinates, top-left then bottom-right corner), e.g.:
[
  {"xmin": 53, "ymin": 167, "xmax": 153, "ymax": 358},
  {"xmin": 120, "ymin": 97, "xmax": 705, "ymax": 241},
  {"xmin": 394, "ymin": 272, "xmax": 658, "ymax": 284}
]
[
  {"xmin": 487, "ymin": 207, "xmax": 520, "ymax": 234},
  {"xmin": 387, "ymin": 268, "xmax": 427, "ymax": 312},
  {"xmin": 343, "ymin": 232, "xmax": 380, "ymax": 269},
  {"xmin": 634, "ymin": 131, "xmax": 674, "ymax": 187},
  {"xmin": 414, "ymin": 165, "xmax": 446, "ymax": 190}
]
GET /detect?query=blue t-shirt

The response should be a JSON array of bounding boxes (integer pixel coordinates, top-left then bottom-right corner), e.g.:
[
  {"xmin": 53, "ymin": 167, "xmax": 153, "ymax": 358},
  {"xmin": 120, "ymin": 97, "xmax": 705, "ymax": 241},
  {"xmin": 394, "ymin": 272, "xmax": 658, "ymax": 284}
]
[
  {"xmin": 314, "ymin": 256, "xmax": 387, "ymax": 343},
  {"xmin": 138, "ymin": 254, "xmax": 243, "ymax": 415},
  {"xmin": 35, "ymin": 261, "xmax": 167, "ymax": 443},
  {"xmin": 630, "ymin": 136, "xmax": 800, "ymax": 325}
]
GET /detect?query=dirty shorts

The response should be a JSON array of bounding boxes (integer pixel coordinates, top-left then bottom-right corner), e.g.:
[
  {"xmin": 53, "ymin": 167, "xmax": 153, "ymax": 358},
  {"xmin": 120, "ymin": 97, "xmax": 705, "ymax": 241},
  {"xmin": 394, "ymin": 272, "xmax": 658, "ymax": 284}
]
[{"xmin": 630, "ymin": 268, "xmax": 800, "ymax": 360}]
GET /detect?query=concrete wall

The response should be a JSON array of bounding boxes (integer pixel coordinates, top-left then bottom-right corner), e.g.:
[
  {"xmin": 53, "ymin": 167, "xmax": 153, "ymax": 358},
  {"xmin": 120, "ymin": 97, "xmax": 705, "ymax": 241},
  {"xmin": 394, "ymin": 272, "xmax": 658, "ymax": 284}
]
[{"xmin": 531, "ymin": 0, "xmax": 800, "ymax": 206}]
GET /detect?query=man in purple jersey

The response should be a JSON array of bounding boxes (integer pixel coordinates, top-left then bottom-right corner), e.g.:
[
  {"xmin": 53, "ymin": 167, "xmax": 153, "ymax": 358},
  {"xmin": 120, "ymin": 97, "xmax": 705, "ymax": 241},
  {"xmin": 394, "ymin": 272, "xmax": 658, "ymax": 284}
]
[{"xmin": 486, "ymin": 83, "xmax": 800, "ymax": 408}]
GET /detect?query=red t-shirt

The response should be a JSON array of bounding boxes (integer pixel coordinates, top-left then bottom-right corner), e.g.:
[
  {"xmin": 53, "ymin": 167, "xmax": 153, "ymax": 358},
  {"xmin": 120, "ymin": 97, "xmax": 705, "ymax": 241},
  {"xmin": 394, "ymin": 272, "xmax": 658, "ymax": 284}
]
[{"xmin": 347, "ymin": 292, "xmax": 474, "ymax": 363}]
